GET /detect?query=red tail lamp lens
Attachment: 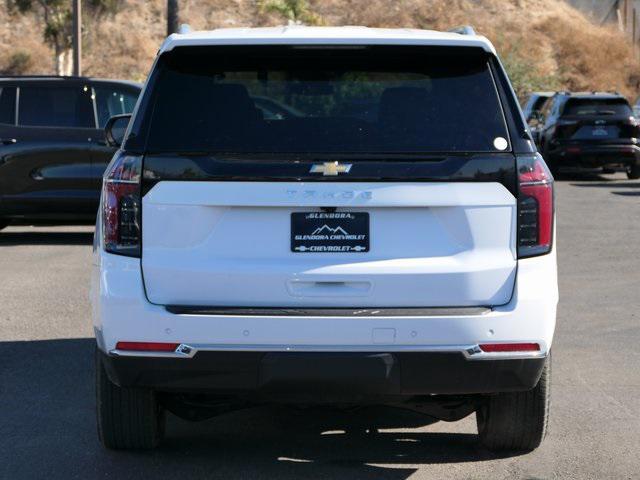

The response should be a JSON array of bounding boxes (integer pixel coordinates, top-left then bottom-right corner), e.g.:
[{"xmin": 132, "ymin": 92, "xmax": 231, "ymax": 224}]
[
  {"xmin": 115, "ymin": 342, "xmax": 179, "ymax": 352},
  {"xmin": 517, "ymin": 154, "xmax": 554, "ymax": 258},
  {"xmin": 102, "ymin": 154, "xmax": 141, "ymax": 257},
  {"xmin": 479, "ymin": 343, "xmax": 541, "ymax": 353}
]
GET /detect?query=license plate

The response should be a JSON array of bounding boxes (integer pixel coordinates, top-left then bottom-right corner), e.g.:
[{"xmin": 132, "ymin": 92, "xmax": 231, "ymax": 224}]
[
  {"xmin": 592, "ymin": 127, "xmax": 609, "ymax": 136},
  {"xmin": 291, "ymin": 212, "xmax": 369, "ymax": 253}
]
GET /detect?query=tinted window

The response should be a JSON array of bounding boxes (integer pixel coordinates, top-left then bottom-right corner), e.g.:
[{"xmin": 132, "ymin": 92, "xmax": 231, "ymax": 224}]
[
  {"xmin": 18, "ymin": 85, "xmax": 94, "ymax": 128},
  {"xmin": 563, "ymin": 98, "xmax": 632, "ymax": 116},
  {"xmin": 532, "ymin": 96, "xmax": 550, "ymax": 112},
  {"xmin": 526, "ymin": 96, "xmax": 550, "ymax": 125},
  {"xmin": 0, "ymin": 86, "xmax": 16, "ymax": 124},
  {"xmin": 144, "ymin": 46, "xmax": 509, "ymax": 154},
  {"xmin": 539, "ymin": 97, "xmax": 554, "ymax": 121},
  {"xmin": 94, "ymin": 85, "xmax": 139, "ymax": 128}
]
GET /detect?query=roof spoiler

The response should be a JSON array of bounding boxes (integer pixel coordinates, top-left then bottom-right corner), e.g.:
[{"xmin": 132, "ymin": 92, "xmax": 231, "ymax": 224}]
[{"xmin": 448, "ymin": 25, "xmax": 476, "ymax": 36}]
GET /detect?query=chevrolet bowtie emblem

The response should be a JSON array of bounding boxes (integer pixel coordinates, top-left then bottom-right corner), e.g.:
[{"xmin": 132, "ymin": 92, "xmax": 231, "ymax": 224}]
[{"xmin": 309, "ymin": 162, "xmax": 352, "ymax": 176}]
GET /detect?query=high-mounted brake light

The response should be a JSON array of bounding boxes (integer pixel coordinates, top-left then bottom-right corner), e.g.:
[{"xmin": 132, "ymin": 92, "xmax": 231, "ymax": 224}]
[
  {"xmin": 517, "ymin": 154, "xmax": 554, "ymax": 258},
  {"xmin": 102, "ymin": 154, "xmax": 142, "ymax": 257}
]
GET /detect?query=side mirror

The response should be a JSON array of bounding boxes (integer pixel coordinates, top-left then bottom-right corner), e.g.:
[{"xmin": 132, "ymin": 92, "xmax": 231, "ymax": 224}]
[{"xmin": 105, "ymin": 114, "xmax": 132, "ymax": 147}]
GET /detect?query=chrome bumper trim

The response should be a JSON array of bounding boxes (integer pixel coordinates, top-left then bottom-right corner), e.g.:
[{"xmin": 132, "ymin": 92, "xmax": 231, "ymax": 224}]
[
  {"xmin": 109, "ymin": 343, "xmax": 548, "ymax": 361},
  {"xmin": 165, "ymin": 306, "xmax": 492, "ymax": 317}
]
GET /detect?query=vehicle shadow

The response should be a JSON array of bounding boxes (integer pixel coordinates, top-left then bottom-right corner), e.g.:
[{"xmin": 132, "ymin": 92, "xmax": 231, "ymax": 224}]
[
  {"xmin": 0, "ymin": 338, "xmax": 523, "ymax": 480},
  {"xmin": 0, "ymin": 230, "xmax": 94, "ymax": 246},
  {"xmin": 538, "ymin": 171, "xmax": 640, "ymax": 195},
  {"xmin": 568, "ymin": 178, "xmax": 640, "ymax": 196},
  {"xmin": 610, "ymin": 191, "xmax": 640, "ymax": 196},
  {"xmin": 554, "ymin": 171, "xmax": 612, "ymax": 182}
]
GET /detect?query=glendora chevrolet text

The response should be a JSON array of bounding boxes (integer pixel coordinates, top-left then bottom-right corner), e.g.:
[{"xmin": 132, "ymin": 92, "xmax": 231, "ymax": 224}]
[{"xmin": 92, "ymin": 25, "xmax": 558, "ymax": 452}]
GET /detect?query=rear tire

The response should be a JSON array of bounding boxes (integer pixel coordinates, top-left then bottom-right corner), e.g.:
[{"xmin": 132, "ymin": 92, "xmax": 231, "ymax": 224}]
[
  {"xmin": 96, "ymin": 348, "xmax": 165, "ymax": 449},
  {"xmin": 627, "ymin": 164, "xmax": 640, "ymax": 180},
  {"xmin": 476, "ymin": 355, "xmax": 550, "ymax": 452}
]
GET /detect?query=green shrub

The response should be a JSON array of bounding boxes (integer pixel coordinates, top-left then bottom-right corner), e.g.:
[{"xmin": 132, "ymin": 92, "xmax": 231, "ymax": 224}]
[
  {"xmin": 501, "ymin": 49, "xmax": 560, "ymax": 99},
  {"xmin": 1, "ymin": 51, "xmax": 33, "ymax": 75},
  {"xmin": 259, "ymin": 0, "xmax": 323, "ymax": 25}
]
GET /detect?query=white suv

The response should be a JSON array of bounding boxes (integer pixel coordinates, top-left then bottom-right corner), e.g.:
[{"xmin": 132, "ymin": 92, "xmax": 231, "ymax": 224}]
[{"xmin": 92, "ymin": 26, "xmax": 557, "ymax": 451}]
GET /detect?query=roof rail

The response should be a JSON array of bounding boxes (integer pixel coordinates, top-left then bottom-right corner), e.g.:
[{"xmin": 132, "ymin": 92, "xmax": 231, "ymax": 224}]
[
  {"xmin": 178, "ymin": 24, "xmax": 192, "ymax": 34},
  {"xmin": 448, "ymin": 25, "xmax": 476, "ymax": 36}
]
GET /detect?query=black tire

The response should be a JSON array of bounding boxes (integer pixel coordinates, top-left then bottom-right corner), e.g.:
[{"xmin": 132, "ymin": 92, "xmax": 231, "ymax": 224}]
[
  {"xmin": 476, "ymin": 355, "xmax": 551, "ymax": 452},
  {"xmin": 96, "ymin": 348, "xmax": 165, "ymax": 449},
  {"xmin": 627, "ymin": 164, "xmax": 640, "ymax": 180}
]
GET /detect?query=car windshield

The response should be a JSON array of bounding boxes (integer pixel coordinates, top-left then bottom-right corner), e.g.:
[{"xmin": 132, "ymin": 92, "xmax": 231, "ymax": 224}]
[
  {"xmin": 144, "ymin": 45, "xmax": 509, "ymax": 154},
  {"xmin": 563, "ymin": 98, "xmax": 632, "ymax": 116}
]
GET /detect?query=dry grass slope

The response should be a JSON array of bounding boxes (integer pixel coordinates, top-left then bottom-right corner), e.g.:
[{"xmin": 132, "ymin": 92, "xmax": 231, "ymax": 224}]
[{"xmin": 1, "ymin": 0, "xmax": 639, "ymax": 99}]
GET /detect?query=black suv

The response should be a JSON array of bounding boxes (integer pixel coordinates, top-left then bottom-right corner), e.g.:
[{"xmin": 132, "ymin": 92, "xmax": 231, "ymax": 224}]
[
  {"xmin": 536, "ymin": 92, "xmax": 640, "ymax": 178},
  {"xmin": 0, "ymin": 76, "xmax": 141, "ymax": 230}
]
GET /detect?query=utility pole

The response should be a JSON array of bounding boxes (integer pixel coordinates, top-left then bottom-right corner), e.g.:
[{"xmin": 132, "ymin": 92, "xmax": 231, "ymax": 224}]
[
  {"xmin": 72, "ymin": 0, "xmax": 81, "ymax": 76},
  {"xmin": 167, "ymin": 0, "xmax": 180, "ymax": 35}
]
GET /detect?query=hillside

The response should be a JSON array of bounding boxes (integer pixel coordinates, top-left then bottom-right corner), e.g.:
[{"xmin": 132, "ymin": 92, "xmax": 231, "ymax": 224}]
[{"xmin": 1, "ymin": 0, "xmax": 639, "ymax": 100}]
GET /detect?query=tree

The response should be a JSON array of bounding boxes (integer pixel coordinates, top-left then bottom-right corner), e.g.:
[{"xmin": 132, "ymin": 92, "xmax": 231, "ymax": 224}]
[
  {"xmin": 7, "ymin": 0, "xmax": 121, "ymax": 75},
  {"xmin": 259, "ymin": 0, "xmax": 323, "ymax": 25}
]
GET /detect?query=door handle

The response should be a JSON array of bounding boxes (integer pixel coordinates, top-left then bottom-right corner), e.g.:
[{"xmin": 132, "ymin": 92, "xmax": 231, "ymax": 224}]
[{"xmin": 0, "ymin": 138, "xmax": 17, "ymax": 145}]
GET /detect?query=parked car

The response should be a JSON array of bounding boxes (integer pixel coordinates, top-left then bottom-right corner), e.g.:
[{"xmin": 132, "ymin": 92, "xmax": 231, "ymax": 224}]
[
  {"xmin": 522, "ymin": 91, "xmax": 554, "ymax": 146},
  {"xmin": 537, "ymin": 91, "xmax": 640, "ymax": 178},
  {"xmin": 0, "ymin": 76, "xmax": 141, "ymax": 230},
  {"xmin": 522, "ymin": 91, "xmax": 554, "ymax": 122},
  {"xmin": 93, "ymin": 26, "xmax": 557, "ymax": 452}
]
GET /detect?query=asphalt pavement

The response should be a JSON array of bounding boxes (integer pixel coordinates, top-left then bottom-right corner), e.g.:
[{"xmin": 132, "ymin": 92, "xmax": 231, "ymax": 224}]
[{"xmin": 1, "ymin": 172, "xmax": 639, "ymax": 479}]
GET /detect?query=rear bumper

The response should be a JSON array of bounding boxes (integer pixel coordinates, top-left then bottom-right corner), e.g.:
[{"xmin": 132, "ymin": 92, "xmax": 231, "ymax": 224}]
[
  {"xmin": 100, "ymin": 350, "xmax": 547, "ymax": 396},
  {"xmin": 91, "ymin": 247, "xmax": 558, "ymax": 395},
  {"xmin": 548, "ymin": 142, "xmax": 640, "ymax": 167}
]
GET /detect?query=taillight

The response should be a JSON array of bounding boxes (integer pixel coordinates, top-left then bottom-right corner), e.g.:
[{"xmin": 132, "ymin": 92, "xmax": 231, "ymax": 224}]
[
  {"xmin": 479, "ymin": 342, "xmax": 540, "ymax": 353},
  {"xmin": 102, "ymin": 154, "xmax": 142, "ymax": 257},
  {"xmin": 517, "ymin": 154, "xmax": 554, "ymax": 258},
  {"xmin": 115, "ymin": 342, "xmax": 179, "ymax": 352}
]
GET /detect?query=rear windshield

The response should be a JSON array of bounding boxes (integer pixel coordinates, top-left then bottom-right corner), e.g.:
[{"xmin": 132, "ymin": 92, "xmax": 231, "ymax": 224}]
[
  {"xmin": 563, "ymin": 98, "xmax": 632, "ymax": 116},
  {"xmin": 144, "ymin": 46, "xmax": 509, "ymax": 154}
]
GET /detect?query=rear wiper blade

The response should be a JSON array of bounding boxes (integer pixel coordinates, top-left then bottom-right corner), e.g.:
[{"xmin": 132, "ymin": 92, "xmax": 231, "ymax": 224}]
[{"xmin": 596, "ymin": 110, "xmax": 617, "ymax": 115}]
